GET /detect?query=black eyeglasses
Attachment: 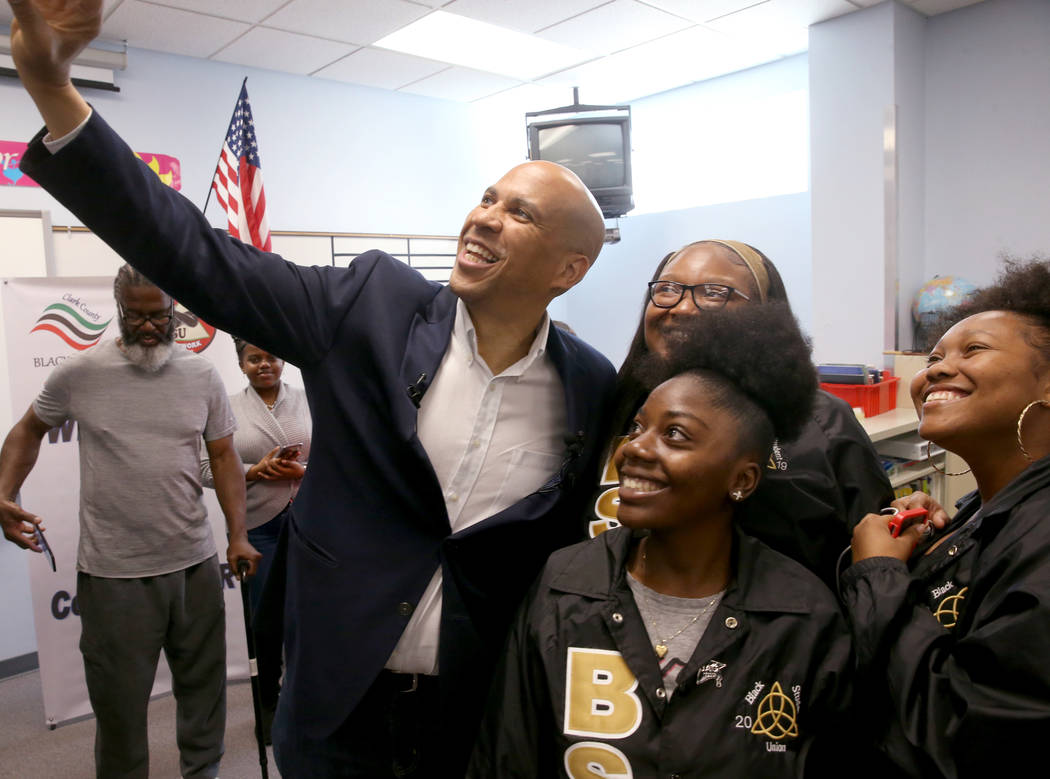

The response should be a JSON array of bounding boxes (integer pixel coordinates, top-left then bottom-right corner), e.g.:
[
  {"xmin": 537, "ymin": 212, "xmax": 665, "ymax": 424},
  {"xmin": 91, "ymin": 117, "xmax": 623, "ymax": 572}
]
[
  {"xmin": 647, "ymin": 281, "xmax": 751, "ymax": 310},
  {"xmin": 119, "ymin": 301, "xmax": 174, "ymax": 327}
]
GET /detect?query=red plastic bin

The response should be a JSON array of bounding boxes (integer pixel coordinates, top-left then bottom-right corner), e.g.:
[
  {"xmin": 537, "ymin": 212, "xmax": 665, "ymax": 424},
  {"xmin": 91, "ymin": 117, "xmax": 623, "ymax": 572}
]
[{"xmin": 820, "ymin": 377, "xmax": 899, "ymax": 417}]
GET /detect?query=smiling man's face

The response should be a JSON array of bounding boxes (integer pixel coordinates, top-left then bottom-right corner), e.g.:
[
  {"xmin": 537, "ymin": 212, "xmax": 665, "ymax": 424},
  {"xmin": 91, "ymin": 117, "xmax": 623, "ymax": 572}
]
[{"xmin": 450, "ymin": 161, "xmax": 601, "ymax": 317}]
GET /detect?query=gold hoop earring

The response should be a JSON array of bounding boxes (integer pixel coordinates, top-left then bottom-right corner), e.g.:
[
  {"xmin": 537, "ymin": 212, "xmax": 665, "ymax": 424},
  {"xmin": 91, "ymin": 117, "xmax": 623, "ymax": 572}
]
[
  {"xmin": 1017, "ymin": 399, "xmax": 1050, "ymax": 462},
  {"xmin": 926, "ymin": 440, "xmax": 971, "ymax": 477}
]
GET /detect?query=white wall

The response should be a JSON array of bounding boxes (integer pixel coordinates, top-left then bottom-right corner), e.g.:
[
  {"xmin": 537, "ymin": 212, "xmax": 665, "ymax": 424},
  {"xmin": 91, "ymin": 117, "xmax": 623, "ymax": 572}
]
[{"xmin": 923, "ymin": 0, "xmax": 1050, "ymax": 283}]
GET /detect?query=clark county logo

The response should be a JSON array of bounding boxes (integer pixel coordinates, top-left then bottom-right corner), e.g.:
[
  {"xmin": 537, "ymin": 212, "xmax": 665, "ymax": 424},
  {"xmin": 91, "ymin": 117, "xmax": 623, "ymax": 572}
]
[
  {"xmin": 30, "ymin": 300, "xmax": 111, "ymax": 350},
  {"xmin": 174, "ymin": 302, "xmax": 216, "ymax": 353}
]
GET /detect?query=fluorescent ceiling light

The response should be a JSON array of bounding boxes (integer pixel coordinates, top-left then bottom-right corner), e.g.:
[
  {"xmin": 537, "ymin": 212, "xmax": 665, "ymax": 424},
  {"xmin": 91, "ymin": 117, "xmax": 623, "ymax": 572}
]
[{"xmin": 374, "ymin": 11, "xmax": 592, "ymax": 81}]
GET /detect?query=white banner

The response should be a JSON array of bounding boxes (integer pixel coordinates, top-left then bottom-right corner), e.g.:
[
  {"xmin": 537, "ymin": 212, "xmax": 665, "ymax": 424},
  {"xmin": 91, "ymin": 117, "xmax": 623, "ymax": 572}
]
[{"xmin": 2, "ymin": 276, "xmax": 252, "ymax": 727}]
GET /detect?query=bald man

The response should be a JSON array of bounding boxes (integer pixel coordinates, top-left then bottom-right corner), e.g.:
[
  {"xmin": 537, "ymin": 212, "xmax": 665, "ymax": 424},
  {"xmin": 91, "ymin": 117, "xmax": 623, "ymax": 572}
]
[{"xmin": 7, "ymin": 1, "xmax": 615, "ymax": 775}]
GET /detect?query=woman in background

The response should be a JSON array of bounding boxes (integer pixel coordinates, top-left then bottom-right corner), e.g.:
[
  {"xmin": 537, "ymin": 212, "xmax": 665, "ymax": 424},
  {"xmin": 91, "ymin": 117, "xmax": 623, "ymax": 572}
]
[
  {"xmin": 588, "ymin": 239, "xmax": 893, "ymax": 588},
  {"xmin": 844, "ymin": 259, "xmax": 1050, "ymax": 777},
  {"xmin": 202, "ymin": 338, "xmax": 311, "ymax": 742},
  {"xmin": 470, "ymin": 304, "xmax": 854, "ymax": 778}
]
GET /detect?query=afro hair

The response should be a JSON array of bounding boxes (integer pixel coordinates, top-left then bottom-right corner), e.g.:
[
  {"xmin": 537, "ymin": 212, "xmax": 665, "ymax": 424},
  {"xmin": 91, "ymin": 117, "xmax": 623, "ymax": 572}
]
[
  {"xmin": 631, "ymin": 302, "xmax": 817, "ymax": 458},
  {"xmin": 925, "ymin": 257, "xmax": 1050, "ymax": 361}
]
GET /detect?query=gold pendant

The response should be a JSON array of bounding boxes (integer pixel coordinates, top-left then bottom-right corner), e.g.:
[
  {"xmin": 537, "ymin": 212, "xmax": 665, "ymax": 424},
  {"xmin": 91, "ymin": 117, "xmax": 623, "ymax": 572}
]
[{"xmin": 654, "ymin": 643, "xmax": 668, "ymax": 659}]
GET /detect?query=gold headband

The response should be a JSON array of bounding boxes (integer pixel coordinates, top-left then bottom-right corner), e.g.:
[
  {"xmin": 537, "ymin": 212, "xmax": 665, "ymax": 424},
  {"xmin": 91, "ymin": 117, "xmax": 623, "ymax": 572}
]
[{"xmin": 665, "ymin": 240, "xmax": 770, "ymax": 304}]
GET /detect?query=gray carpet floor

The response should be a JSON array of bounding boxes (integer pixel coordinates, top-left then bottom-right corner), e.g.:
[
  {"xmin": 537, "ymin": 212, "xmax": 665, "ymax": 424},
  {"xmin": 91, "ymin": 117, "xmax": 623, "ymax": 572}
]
[{"xmin": 0, "ymin": 671, "xmax": 279, "ymax": 778}]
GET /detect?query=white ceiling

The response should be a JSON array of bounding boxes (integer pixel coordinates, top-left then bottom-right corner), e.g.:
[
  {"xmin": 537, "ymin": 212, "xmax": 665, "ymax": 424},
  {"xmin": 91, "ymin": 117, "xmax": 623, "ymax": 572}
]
[{"xmin": 1, "ymin": 0, "xmax": 986, "ymax": 105}]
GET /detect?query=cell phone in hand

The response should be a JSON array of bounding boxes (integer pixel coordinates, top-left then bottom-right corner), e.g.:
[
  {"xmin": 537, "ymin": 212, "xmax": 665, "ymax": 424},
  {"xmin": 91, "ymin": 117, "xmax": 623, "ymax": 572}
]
[
  {"xmin": 33, "ymin": 525, "xmax": 56, "ymax": 572},
  {"xmin": 277, "ymin": 442, "xmax": 303, "ymax": 461}
]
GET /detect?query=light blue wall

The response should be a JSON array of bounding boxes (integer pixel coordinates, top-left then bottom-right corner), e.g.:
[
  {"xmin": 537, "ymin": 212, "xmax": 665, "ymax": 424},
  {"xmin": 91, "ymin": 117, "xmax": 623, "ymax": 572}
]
[
  {"xmin": 0, "ymin": 46, "xmax": 491, "ymax": 234},
  {"xmin": 563, "ymin": 192, "xmax": 812, "ymax": 368},
  {"xmin": 923, "ymin": 0, "xmax": 1050, "ymax": 282}
]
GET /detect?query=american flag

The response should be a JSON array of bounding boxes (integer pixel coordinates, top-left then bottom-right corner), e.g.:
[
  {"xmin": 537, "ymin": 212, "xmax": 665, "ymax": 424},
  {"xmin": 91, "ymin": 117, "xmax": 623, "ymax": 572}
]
[{"xmin": 212, "ymin": 81, "xmax": 271, "ymax": 251}]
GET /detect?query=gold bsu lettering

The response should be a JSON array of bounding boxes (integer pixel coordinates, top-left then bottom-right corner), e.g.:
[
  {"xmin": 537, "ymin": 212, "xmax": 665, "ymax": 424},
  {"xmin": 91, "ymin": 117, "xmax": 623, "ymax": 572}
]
[
  {"xmin": 590, "ymin": 438, "xmax": 628, "ymax": 537},
  {"xmin": 564, "ymin": 648, "xmax": 643, "ymax": 738},
  {"xmin": 564, "ymin": 742, "xmax": 634, "ymax": 779}
]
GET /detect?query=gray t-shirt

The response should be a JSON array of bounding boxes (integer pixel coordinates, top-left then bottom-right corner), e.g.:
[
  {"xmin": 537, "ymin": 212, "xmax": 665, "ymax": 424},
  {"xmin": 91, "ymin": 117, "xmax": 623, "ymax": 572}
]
[
  {"xmin": 628, "ymin": 572, "xmax": 726, "ymax": 697},
  {"xmin": 33, "ymin": 339, "xmax": 236, "ymax": 577}
]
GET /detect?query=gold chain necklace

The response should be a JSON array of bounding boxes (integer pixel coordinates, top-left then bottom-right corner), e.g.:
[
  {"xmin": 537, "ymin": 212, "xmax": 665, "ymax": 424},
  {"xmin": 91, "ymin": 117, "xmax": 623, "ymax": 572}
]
[{"xmin": 639, "ymin": 539, "xmax": 722, "ymax": 659}]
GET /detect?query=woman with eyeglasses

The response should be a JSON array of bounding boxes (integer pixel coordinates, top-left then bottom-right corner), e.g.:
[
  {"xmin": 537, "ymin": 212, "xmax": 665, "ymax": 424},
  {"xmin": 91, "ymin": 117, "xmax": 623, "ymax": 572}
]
[
  {"xmin": 842, "ymin": 259, "xmax": 1050, "ymax": 777},
  {"xmin": 201, "ymin": 338, "xmax": 311, "ymax": 743},
  {"xmin": 470, "ymin": 304, "xmax": 858, "ymax": 778},
  {"xmin": 586, "ymin": 240, "xmax": 894, "ymax": 589}
]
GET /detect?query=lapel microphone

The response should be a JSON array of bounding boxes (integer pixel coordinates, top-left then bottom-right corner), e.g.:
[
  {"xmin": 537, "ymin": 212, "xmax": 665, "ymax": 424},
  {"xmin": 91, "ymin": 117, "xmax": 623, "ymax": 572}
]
[{"xmin": 406, "ymin": 373, "xmax": 428, "ymax": 408}]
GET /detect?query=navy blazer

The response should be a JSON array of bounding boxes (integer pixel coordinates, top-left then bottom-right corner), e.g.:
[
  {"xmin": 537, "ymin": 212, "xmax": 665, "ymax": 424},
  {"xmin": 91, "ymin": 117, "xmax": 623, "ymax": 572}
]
[{"xmin": 23, "ymin": 113, "xmax": 616, "ymax": 757}]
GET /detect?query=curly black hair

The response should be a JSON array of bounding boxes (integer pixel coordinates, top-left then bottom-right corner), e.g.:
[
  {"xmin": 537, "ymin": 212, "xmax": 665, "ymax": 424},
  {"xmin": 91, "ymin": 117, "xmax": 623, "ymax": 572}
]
[
  {"xmin": 630, "ymin": 303, "xmax": 816, "ymax": 459},
  {"xmin": 931, "ymin": 257, "xmax": 1050, "ymax": 362},
  {"xmin": 606, "ymin": 241, "xmax": 793, "ymax": 455}
]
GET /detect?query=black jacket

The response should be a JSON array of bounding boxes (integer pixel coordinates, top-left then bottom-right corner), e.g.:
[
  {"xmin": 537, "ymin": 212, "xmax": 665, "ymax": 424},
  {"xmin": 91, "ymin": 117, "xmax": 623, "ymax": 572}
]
[
  {"xmin": 470, "ymin": 526, "xmax": 854, "ymax": 778},
  {"xmin": 842, "ymin": 455, "xmax": 1050, "ymax": 777},
  {"xmin": 588, "ymin": 391, "xmax": 894, "ymax": 589}
]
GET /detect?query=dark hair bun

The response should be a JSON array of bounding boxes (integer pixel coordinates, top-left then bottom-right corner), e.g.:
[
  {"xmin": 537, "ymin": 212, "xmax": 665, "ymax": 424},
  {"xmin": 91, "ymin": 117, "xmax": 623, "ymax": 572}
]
[{"xmin": 637, "ymin": 303, "xmax": 816, "ymax": 443}]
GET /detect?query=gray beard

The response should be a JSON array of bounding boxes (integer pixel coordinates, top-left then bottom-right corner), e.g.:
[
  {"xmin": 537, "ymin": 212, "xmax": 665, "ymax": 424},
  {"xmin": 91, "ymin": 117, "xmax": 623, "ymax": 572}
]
[{"xmin": 120, "ymin": 339, "xmax": 177, "ymax": 372}]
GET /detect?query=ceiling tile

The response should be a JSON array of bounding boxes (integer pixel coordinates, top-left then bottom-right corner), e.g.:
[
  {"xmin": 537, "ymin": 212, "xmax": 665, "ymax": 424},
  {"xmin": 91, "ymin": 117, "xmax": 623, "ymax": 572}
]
[
  {"xmin": 263, "ymin": 0, "xmax": 430, "ymax": 46},
  {"xmin": 375, "ymin": 11, "xmax": 592, "ymax": 80},
  {"xmin": 101, "ymin": 1, "xmax": 250, "ymax": 59},
  {"xmin": 539, "ymin": 52, "xmax": 694, "ymax": 104},
  {"xmin": 908, "ymin": 0, "xmax": 986, "ymax": 16},
  {"xmin": 211, "ymin": 26, "xmax": 357, "ymax": 74},
  {"xmin": 537, "ymin": 0, "xmax": 694, "ymax": 54},
  {"xmin": 313, "ymin": 46, "xmax": 448, "ymax": 89},
  {"xmin": 443, "ymin": 0, "xmax": 609, "ymax": 34},
  {"xmin": 141, "ymin": 0, "xmax": 290, "ymax": 23},
  {"xmin": 539, "ymin": 23, "xmax": 780, "ymax": 102},
  {"xmin": 640, "ymin": 0, "xmax": 775, "ymax": 24},
  {"xmin": 706, "ymin": 0, "xmax": 857, "ymax": 32},
  {"xmin": 701, "ymin": 0, "xmax": 855, "ymax": 56},
  {"xmin": 399, "ymin": 66, "xmax": 521, "ymax": 102},
  {"xmin": 471, "ymin": 82, "xmax": 579, "ymax": 112}
]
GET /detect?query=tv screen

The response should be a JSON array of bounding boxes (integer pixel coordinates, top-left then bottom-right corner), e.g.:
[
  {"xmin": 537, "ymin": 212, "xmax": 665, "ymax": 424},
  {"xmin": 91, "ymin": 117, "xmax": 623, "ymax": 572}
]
[
  {"xmin": 534, "ymin": 121, "xmax": 626, "ymax": 189},
  {"xmin": 528, "ymin": 115, "xmax": 634, "ymax": 218}
]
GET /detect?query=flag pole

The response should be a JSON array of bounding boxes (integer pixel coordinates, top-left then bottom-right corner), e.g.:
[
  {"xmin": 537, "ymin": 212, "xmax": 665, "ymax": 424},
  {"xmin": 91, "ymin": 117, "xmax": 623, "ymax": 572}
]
[{"xmin": 202, "ymin": 76, "xmax": 249, "ymax": 215}]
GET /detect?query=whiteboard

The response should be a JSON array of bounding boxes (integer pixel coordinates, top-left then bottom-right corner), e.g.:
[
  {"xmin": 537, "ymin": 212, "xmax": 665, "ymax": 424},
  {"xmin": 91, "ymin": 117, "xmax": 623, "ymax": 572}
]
[{"xmin": 0, "ymin": 210, "xmax": 53, "ymax": 278}]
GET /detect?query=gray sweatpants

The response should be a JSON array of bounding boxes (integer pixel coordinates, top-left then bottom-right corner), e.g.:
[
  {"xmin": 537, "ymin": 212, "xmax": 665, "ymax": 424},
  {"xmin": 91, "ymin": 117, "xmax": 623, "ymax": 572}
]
[{"xmin": 77, "ymin": 555, "xmax": 226, "ymax": 779}]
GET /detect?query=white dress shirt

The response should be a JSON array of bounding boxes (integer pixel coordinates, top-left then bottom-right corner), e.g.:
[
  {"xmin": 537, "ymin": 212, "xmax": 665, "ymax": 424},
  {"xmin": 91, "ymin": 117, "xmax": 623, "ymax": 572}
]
[{"xmin": 385, "ymin": 300, "xmax": 567, "ymax": 674}]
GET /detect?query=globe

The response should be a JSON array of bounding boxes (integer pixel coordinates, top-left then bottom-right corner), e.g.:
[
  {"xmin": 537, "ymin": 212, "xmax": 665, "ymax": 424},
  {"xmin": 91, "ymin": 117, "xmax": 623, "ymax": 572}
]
[{"xmin": 912, "ymin": 275, "xmax": 979, "ymax": 350}]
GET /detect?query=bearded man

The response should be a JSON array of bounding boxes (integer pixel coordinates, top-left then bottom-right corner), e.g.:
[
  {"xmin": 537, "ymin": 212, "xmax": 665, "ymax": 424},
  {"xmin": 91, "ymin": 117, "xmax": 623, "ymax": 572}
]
[{"xmin": 0, "ymin": 264, "xmax": 258, "ymax": 779}]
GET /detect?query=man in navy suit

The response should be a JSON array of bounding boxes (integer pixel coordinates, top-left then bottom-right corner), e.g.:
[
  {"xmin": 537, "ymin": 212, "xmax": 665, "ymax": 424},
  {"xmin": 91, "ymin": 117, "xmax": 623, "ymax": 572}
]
[{"xmin": 8, "ymin": 1, "xmax": 617, "ymax": 775}]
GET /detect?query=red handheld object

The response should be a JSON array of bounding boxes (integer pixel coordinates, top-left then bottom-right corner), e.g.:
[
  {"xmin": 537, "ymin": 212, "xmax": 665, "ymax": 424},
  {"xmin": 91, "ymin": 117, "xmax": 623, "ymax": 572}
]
[{"xmin": 885, "ymin": 507, "xmax": 929, "ymax": 538}]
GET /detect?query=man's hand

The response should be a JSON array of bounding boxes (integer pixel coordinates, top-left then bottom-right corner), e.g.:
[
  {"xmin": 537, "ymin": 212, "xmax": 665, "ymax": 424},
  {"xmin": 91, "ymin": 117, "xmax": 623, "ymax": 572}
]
[
  {"xmin": 0, "ymin": 498, "xmax": 45, "ymax": 551},
  {"xmin": 7, "ymin": 0, "xmax": 97, "ymax": 135},
  {"xmin": 228, "ymin": 531, "xmax": 261, "ymax": 579}
]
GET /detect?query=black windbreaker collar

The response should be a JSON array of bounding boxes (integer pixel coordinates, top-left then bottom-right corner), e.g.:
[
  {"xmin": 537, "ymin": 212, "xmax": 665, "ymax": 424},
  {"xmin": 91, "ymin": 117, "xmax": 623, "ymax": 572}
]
[{"xmin": 549, "ymin": 526, "xmax": 820, "ymax": 616}]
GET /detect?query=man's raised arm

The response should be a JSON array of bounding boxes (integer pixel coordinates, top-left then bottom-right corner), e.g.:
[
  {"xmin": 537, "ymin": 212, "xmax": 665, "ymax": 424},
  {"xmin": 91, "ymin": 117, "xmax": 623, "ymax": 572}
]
[{"xmin": 8, "ymin": 0, "xmax": 97, "ymax": 137}]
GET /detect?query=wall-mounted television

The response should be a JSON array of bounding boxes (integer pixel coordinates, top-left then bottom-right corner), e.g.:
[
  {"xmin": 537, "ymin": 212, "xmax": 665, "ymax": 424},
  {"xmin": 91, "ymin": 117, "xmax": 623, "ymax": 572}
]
[{"xmin": 527, "ymin": 114, "xmax": 634, "ymax": 219}]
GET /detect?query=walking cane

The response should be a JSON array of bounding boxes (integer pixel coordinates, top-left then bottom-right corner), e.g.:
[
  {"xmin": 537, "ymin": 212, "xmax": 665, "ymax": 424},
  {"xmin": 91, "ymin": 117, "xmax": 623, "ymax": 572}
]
[{"xmin": 238, "ymin": 560, "xmax": 270, "ymax": 778}]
